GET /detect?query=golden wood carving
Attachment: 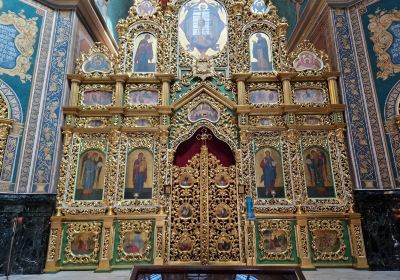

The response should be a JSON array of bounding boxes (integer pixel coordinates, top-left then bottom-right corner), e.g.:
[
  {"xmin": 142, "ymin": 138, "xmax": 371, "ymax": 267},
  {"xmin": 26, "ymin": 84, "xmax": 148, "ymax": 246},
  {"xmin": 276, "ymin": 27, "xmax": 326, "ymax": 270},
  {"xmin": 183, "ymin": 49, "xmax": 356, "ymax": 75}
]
[{"xmin": 46, "ymin": 0, "xmax": 367, "ymax": 271}]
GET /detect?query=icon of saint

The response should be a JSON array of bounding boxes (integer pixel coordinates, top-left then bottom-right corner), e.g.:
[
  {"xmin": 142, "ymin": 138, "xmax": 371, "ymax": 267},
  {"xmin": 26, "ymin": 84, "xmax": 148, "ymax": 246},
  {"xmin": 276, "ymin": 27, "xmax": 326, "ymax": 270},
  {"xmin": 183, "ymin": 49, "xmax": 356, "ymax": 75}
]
[
  {"xmin": 252, "ymin": 33, "xmax": 272, "ymax": 72},
  {"xmin": 260, "ymin": 149, "xmax": 277, "ymax": 197},
  {"xmin": 306, "ymin": 149, "xmax": 328, "ymax": 189},
  {"xmin": 80, "ymin": 152, "xmax": 103, "ymax": 197},
  {"xmin": 181, "ymin": 176, "xmax": 191, "ymax": 186},
  {"xmin": 134, "ymin": 34, "xmax": 155, "ymax": 72},
  {"xmin": 133, "ymin": 152, "xmax": 148, "ymax": 196}
]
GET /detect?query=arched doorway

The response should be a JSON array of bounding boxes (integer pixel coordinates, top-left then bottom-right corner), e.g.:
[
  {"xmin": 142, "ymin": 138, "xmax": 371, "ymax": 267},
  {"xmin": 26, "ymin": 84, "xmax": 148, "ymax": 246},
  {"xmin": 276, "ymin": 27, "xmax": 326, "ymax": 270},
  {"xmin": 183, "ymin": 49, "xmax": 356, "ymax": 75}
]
[{"xmin": 168, "ymin": 127, "xmax": 242, "ymax": 265}]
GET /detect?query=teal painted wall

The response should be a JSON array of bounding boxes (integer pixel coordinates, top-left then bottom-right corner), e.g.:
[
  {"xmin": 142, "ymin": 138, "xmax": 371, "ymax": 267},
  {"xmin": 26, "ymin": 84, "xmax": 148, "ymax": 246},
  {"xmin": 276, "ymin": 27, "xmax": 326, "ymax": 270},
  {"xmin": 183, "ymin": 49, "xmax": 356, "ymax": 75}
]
[
  {"xmin": 361, "ymin": 0, "xmax": 400, "ymax": 119},
  {"xmin": 94, "ymin": 0, "xmax": 133, "ymax": 41},
  {"xmin": 0, "ymin": 0, "xmax": 43, "ymax": 191},
  {"xmin": 0, "ymin": 0, "xmax": 42, "ymax": 116}
]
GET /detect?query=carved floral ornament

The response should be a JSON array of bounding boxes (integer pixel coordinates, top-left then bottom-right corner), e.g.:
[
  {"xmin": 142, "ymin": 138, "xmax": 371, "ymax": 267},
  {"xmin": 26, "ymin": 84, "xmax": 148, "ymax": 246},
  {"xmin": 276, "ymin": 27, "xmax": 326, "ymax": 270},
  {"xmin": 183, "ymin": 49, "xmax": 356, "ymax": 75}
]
[{"xmin": 368, "ymin": 9, "xmax": 400, "ymax": 80}]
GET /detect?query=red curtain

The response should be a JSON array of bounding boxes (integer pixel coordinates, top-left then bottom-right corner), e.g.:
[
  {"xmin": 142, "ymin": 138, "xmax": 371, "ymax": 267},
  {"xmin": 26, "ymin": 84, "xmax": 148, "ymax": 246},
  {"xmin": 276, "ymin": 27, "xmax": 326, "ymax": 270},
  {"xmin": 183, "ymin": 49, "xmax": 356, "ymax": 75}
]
[{"xmin": 173, "ymin": 128, "xmax": 235, "ymax": 167}]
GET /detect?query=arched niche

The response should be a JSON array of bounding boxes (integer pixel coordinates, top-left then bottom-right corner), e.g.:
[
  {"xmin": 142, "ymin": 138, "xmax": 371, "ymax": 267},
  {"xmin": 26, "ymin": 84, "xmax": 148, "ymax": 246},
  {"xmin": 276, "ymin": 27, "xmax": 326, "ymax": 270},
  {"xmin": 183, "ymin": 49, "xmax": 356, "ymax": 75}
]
[{"xmin": 173, "ymin": 127, "xmax": 235, "ymax": 167}]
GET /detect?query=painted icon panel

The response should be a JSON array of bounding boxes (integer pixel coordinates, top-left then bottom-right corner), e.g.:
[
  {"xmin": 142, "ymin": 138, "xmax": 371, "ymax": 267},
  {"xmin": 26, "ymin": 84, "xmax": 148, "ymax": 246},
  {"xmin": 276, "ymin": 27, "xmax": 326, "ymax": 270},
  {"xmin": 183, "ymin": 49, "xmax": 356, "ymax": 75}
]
[
  {"xmin": 124, "ymin": 149, "xmax": 153, "ymax": 199},
  {"xmin": 188, "ymin": 102, "xmax": 219, "ymax": 122},
  {"xmin": 313, "ymin": 230, "xmax": 341, "ymax": 253},
  {"xmin": 82, "ymin": 90, "xmax": 113, "ymax": 106},
  {"xmin": 250, "ymin": 33, "xmax": 273, "ymax": 72},
  {"xmin": 293, "ymin": 51, "xmax": 324, "ymax": 71},
  {"xmin": 71, "ymin": 232, "xmax": 96, "ymax": 255},
  {"xmin": 179, "ymin": 203, "xmax": 193, "ymax": 219},
  {"xmin": 132, "ymin": 32, "xmax": 157, "ymax": 73},
  {"xmin": 249, "ymin": 89, "xmax": 279, "ymax": 104},
  {"xmin": 136, "ymin": 0, "xmax": 156, "ymax": 16},
  {"xmin": 178, "ymin": 0, "xmax": 228, "ymax": 58},
  {"xmin": 303, "ymin": 146, "xmax": 335, "ymax": 198},
  {"xmin": 217, "ymin": 236, "xmax": 231, "ymax": 252},
  {"xmin": 122, "ymin": 231, "xmax": 147, "ymax": 254},
  {"xmin": 294, "ymin": 88, "xmax": 325, "ymax": 104},
  {"xmin": 82, "ymin": 54, "xmax": 112, "ymax": 73},
  {"xmin": 251, "ymin": 0, "xmax": 269, "ymax": 14},
  {"xmin": 255, "ymin": 147, "xmax": 284, "ymax": 198},
  {"xmin": 262, "ymin": 230, "xmax": 288, "ymax": 253},
  {"xmin": 74, "ymin": 150, "xmax": 105, "ymax": 201},
  {"xmin": 127, "ymin": 90, "xmax": 158, "ymax": 105}
]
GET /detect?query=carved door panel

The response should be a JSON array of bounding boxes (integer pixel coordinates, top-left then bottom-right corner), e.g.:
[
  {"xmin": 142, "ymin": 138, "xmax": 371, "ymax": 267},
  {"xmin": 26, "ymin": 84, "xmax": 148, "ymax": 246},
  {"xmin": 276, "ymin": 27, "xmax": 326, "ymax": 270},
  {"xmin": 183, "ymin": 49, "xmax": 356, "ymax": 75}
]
[{"xmin": 169, "ymin": 145, "xmax": 241, "ymax": 264}]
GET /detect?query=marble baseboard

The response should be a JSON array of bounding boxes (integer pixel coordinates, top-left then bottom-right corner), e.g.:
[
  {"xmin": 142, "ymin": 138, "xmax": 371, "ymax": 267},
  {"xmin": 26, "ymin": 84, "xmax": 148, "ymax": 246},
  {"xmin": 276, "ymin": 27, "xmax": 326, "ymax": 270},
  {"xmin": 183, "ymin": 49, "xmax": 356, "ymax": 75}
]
[
  {"xmin": 0, "ymin": 194, "xmax": 56, "ymax": 275},
  {"xmin": 354, "ymin": 190, "xmax": 400, "ymax": 270}
]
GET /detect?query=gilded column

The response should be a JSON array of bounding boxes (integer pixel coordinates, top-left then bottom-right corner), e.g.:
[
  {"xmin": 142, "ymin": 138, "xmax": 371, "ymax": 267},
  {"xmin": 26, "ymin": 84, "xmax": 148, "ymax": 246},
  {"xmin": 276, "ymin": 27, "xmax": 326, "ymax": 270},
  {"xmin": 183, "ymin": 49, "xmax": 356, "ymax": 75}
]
[
  {"xmin": 244, "ymin": 220, "xmax": 255, "ymax": 265},
  {"xmin": 348, "ymin": 214, "xmax": 369, "ymax": 269},
  {"xmin": 278, "ymin": 73, "xmax": 295, "ymax": 105},
  {"xmin": 111, "ymin": 74, "xmax": 128, "ymax": 107},
  {"xmin": 327, "ymin": 73, "xmax": 340, "ymax": 104},
  {"xmin": 233, "ymin": 74, "xmax": 250, "ymax": 105},
  {"xmin": 67, "ymin": 74, "xmax": 82, "ymax": 106},
  {"xmin": 44, "ymin": 216, "xmax": 63, "ymax": 272},
  {"xmin": 295, "ymin": 217, "xmax": 315, "ymax": 269},
  {"xmin": 154, "ymin": 214, "xmax": 167, "ymax": 265},
  {"xmin": 0, "ymin": 121, "xmax": 11, "ymax": 176},
  {"xmin": 155, "ymin": 73, "xmax": 174, "ymax": 106},
  {"xmin": 97, "ymin": 216, "xmax": 114, "ymax": 271}
]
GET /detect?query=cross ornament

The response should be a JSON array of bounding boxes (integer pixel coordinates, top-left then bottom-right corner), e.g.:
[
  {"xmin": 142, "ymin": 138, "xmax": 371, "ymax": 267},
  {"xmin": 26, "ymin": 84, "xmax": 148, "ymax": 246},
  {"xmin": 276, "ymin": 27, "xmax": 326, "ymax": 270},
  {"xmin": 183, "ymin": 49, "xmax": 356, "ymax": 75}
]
[{"xmin": 196, "ymin": 128, "xmax": 212, "ymax": 145}]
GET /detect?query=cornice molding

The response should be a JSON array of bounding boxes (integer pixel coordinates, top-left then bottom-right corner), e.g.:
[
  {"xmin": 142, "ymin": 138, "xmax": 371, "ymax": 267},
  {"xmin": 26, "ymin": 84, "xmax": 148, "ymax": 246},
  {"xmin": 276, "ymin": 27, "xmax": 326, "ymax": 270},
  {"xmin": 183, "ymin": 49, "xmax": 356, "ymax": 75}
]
[
  {"xmin": 325, "ymin": 0, "xmax": 364, "ymax": 8},
  {"xmin": 35, "ymin": 0, "xmax": 117, "ymax": 54}
]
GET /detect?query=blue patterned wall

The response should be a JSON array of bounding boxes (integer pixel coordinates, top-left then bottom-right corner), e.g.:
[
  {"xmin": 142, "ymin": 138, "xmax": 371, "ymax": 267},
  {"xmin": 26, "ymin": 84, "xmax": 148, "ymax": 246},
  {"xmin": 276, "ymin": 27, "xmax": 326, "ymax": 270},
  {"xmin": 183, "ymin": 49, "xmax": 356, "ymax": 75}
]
[
  {"xmin": 0, "ymin": 0, "xmax": 74, "ymax": 193},
  {"xmin": 332, "ymin": 0, "xmax": 400, "ymax": 189}
]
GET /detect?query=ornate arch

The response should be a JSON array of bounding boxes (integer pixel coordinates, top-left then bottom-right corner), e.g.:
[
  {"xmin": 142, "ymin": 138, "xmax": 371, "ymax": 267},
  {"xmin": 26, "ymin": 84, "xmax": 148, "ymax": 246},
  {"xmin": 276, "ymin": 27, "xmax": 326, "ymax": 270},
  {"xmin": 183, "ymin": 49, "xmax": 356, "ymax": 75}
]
[
  {"xmin": 384, "ymin": 80, "xmax": 400, "ymax": 181},
  {"xmin": 0, "ymin": 79, "xmax": 22, "ymax": 179},
  {"xmin": 0, "ymin": 79, "xmax": 23, "ymax": 123}
]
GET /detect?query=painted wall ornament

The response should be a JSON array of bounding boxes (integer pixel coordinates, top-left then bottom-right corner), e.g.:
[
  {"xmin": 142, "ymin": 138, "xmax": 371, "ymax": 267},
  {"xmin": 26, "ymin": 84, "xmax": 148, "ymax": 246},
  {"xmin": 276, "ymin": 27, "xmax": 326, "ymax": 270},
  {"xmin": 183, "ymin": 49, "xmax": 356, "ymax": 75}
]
[
  {"xmin": 293, "ymin": 51, "xmax": 323, "ymax": 71},
  {"xmin": 0, "ymin": 11, "xmax": 38, "ymax": 83},
  {"xmin": 133, "ymin": 32, "xmax": 157, "ymax": 73},
  {"xmin": 178, "ymin": 0, "xmax": 228, "ymax": 58},
  {"xmin": 250, "ymin": 33, "xmax": 273, "ymax": 72},
  {"xmin": 82, "ymin": 53, "xmax": 112, "ymax": 74},
  {"xmin": 368, "ymin": 9, "xmax": 400, "ymax": 80}
]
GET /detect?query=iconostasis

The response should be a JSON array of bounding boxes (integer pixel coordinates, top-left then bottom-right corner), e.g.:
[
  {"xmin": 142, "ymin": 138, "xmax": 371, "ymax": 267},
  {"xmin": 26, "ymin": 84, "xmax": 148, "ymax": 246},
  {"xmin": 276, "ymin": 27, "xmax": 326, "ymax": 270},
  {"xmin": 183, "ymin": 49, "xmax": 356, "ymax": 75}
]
[{"xmin": 44, "ymin": 0, "xmax": 368, "ymax": 272}]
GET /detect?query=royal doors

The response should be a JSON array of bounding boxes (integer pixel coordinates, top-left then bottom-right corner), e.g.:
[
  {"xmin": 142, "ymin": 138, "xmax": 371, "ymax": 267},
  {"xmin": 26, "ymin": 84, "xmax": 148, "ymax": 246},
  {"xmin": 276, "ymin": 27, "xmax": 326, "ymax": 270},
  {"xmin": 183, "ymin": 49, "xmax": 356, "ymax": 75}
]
[{"xmin": 169, "ymin": 144, "xmax": 242, "ymax": 264}]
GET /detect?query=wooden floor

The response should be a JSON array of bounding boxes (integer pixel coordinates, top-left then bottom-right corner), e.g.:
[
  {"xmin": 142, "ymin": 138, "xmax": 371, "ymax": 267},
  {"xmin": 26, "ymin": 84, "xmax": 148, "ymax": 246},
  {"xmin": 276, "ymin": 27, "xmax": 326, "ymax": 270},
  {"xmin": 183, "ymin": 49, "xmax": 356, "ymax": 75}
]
[{"xmin": 2, "ymin": 269, "xmax": 400, "ymax": 280}]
